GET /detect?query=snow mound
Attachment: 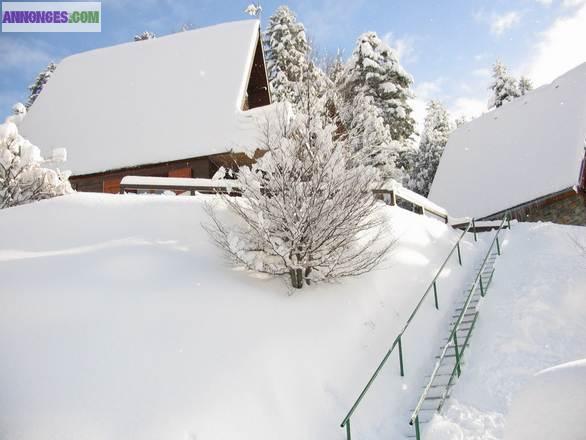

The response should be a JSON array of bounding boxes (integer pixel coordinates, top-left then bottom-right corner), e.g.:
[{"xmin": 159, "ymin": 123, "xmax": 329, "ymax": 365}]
[
  {"xmin": 505, "ymin": 359, "xmax": 586, "ymax": 440},
  {"xmin": 426, "ymin": 221, "xmax": 586, "ymax": 439},
  {"xmin": 0, "ymin": 192, "xmax": 486, "ymax": 440}
]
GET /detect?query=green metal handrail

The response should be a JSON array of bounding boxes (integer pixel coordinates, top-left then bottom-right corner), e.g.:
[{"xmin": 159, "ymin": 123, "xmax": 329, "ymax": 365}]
[
  {"xmin": 340, "ymin": 219, "xmax": 476, "ymax": 439},
  {"xmin": 408, "ymin": 215, "xmax": 508, "ymax": 438}
]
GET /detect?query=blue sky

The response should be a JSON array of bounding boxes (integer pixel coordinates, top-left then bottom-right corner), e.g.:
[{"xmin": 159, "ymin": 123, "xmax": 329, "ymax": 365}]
[{"xmin": 1, "ymin": 0, "xmax": 585, "ymax": 121}]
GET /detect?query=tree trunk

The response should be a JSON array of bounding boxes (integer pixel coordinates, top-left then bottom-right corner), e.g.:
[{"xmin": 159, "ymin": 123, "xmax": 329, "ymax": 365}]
[{"xmin": 289, "ymin": 268, "xmax": 304, "ymax": 289}]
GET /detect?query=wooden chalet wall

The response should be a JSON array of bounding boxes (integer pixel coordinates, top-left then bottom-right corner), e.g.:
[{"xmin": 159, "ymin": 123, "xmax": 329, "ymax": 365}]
[
  {"xmin": 245, "ymin": 36, "xmax": 271, "ymax": 110},
  {"xmin": 70, "ymin": 152, "xmax": 263, "ymax": 194}
]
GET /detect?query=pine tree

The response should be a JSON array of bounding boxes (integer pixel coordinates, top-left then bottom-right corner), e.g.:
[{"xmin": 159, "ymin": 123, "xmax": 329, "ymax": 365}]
[
  {"xmin": 134, "ymin": 31, "xmax": 156, "ymax": 41},
  {"xmin": 340, "ymin": 32, "xmax": 415, "ymax": 141},
  {"xmin": 519, "ymin": 76, "xmax": 533, "ymax": 95},
  {"xmin": 244, "ymin": 3, "xmax": 262, "ymax": 17},
  {"xmin": 344, "ymin": 94, "xmax": 400, "ymax": 180},
  {"xmin": 264, "ymin": 6, "xmax": 310, "ymax": 106},
  {"xmin": 454, "ymin": 116, "xmax": 468, "ymax": 128},
  {"xmin": 26, "ymin": 62, "xmax": 57, "ymax": 109},
  {"xmin": 410, "ymin": 100, "xmax": 452, "ymax": 197},
  {"xmin": 488, "ymin": 60, "xmax": 520, "ymax": 109},
  {"xmin": 326, "ymin": 49, "xmax": 345, "ymax": 85}
]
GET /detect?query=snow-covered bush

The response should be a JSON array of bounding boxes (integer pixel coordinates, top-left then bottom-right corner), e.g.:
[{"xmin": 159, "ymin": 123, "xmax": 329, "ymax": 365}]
[
  {"xmin": 0, "ymin": 105, "xmax": 72, "ymax": 209},
  {"xmin": 205, "ymin": 92, "xmax": 394, "ymax": 289},
  {"xmin": 26, "ymin": 62, "xmax": 57, "ymax": 109}
]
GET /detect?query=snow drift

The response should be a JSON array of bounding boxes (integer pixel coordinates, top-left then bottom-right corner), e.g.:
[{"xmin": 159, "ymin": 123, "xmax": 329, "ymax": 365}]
[
  {"xmin": 425, "ymin": 221, "xmax": 586, "ymax": 440},
  {"xmin": 0, "ymin": 192, "xmax": 485, "ymax": 440},
  {"xmin": 505, "ymin": 359, "xmax": 586, "ymax": 440}
]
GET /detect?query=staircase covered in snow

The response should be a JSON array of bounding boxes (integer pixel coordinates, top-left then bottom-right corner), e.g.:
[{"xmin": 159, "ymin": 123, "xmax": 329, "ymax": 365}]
[
  {"xmin": 408, "ymin": 216, "xmax": 508, "ymax": 439},
  {"xmin": 339, "ymin": 214, "xmax": 510, "ymax": 440}
]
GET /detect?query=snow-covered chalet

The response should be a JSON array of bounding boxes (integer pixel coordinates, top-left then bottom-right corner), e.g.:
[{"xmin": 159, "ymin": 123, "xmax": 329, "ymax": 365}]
[
  {"xmin": 20, "ymin": 20, "xmax": 277, "ymax": 193},
  {"xmin": 429, "ymin": 62, "xmax": 586, "ymax": 225}
]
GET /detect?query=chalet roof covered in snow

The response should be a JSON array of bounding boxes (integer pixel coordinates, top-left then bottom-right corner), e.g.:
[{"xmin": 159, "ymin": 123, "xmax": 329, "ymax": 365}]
[
  {"xmin": 429, "ymin": 62, "xmax": 586, "ymax": 219},
  {"xmin": 20, "ymin": 19, "xmax": 276, "ymax": 176}
]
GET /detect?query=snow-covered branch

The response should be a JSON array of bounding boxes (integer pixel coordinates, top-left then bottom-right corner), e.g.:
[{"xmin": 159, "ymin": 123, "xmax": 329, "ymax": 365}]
[{"xmin": 0, "ymin": 104, "xmax": 72, "ymax": 209}]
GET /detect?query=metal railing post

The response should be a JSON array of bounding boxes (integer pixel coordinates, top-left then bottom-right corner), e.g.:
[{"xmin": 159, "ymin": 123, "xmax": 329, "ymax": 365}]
[
  {"xmin": 507, "ymin": 216, "xmax": 511, "ymax": 230},
  {"xmin": 453, "ymin": 332, "xmax": 461, "ymax": 377},
  {"xmin": 472, "ymin": 218, "xmax": 477, "ymax": 242},
  {"xmin": 415, "ymin": 415, "xmax": 421, "ymax": 440},
  {"xmin": 340, "ymin": 218, "xmax": 485, "ymax": 436},
  {"xmin": 398, "ymin": 336, "xmax": 405, "ymax": 377},
  {"xmin": 479, "ymin": 276, "xmax": 485, "ymax": 297},
  {"xmin": 496, "ymin": 236, "xmax": 501, "ymax": 255},
  {"xmin": 457, "ymin": 242, "xmax": 462, "ymax": 266}
]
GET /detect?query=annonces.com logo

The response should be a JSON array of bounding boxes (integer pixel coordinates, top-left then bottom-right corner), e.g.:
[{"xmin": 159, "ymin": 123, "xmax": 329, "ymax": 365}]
[{"xmin": 1, "ymin": 2, "xmax": 101, "ymax": 32}]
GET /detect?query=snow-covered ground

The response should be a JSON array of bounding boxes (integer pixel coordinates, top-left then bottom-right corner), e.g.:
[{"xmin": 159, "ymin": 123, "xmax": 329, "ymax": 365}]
[
  {"xmin": 0, "ymin": 193, "xmax": 487, "ymax": 440},
  {"xmin": 426, "ymin": 221, "xmax": 586, "ymax": 439},
  {"xmin": 2, "ymin": 194, "xmax": 583, "ymax": 440}
]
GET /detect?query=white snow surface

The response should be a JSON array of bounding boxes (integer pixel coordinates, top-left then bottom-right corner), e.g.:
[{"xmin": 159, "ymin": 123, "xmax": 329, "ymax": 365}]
[
  {"xmin": 426, "ymin": 221, "xmax": 586, "ymax": 439},
  {"xmin": 505, "ymin": 359, "xmax": 586, "ymax": 440},
  {"xmin": 19, "ymin": 20, "xmax": 280, "ymax": 176},
  {"xmin": 120, "ymin": 175, "xmax": 237, "ymax": 189},
  {"xmin": 380, "ymin": 179, "xmax": 448, "ymax": 217},
  {"xmin": 429, "ymin": 62, "xmax": 586, "ymax": 219},
  {"xmin": 0, "ymin": 192, "xmax": 487, "ymax": 440}
]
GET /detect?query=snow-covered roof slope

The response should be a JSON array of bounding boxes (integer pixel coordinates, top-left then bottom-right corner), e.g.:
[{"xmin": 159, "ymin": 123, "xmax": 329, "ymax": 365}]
[
  {"xmin": 429, "ymin": 62, "xmax": 586, "ymax": 219},
  {"xmin": 20, "ymin": 20, "xmax": 274, "ymax": 176}
]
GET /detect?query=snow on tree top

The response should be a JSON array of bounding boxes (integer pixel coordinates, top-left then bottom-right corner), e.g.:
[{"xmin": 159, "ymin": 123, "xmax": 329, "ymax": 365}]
[
  {"xmin": 19, "ymin": 20, "xmax": 279, "ymax": 176},
  {"xmin": 429, "ymin": 62, "xmax": 586, "ymax": 219}
]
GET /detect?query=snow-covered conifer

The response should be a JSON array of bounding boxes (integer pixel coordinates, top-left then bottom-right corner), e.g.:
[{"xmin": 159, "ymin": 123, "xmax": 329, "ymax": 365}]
[
  {"xmin": 0, "ymin": 105, "xmax": 72, "ymax": 209},
  {"xmin": 488, "ymin": 60, "xmax": 520, "ymax": 108},
  {"xmin": 264, "ymin": 6, "xmax": 310, "ymax": 105},
  {"xmin": 344, "ymin": 93, "xmax": 401, "ymax": 180},
  {"xmin": 454, "ymin": 115, "xmax": 468, "ymax": 128},
  {"xmin": 519, "ymin": 76, "xmax": 533, "ymax": 95},
  {"xmin": 134, "ymin": 31, "xmax": 156, "ymax": 41},
  {"xmin": 327, "ymin": 49, "xmax": 345, "ymax": 85},
  {"xmin": 205, "ymin": 85, "xmax": 394, "ymax": 289},
  {"xmin": 410, "ymin": 100, "xmax": 452, "ymax": 196},
  {"xmin": 340, "ymin": 32, "xmax": 415, "ymax": 141},
  {"xmin": 244, "ymin": 3, "xmax": 262, "ymax": 17},
  {"xmin": 26, "ymin": 62, "xmax": 57, "ymax": 109}
]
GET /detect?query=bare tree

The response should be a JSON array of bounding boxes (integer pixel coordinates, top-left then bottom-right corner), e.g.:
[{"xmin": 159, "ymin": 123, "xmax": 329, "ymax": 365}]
[{"xmin": 205, "ymin": 85, "xmax": 395, "ymax": 289}]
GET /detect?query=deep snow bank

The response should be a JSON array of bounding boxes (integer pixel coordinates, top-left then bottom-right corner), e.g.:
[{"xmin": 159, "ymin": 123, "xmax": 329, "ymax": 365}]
[
  {"xmin": 505, "ymin": 359, "xmax": 586, "ymax": 440},
  {"xmin": 426, "ymin": 221, "xmax": 586, "ymax": 440},
  {"xmin": 0, "ymin": 193, "xmax": 485, "ymax": 440}
]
